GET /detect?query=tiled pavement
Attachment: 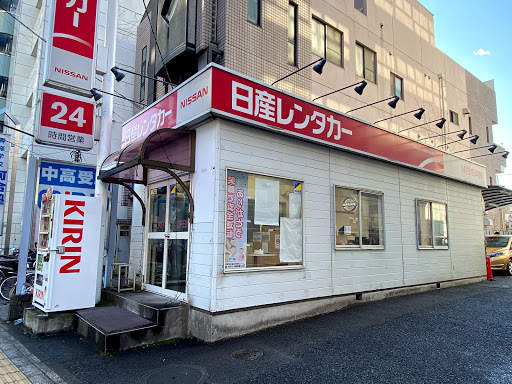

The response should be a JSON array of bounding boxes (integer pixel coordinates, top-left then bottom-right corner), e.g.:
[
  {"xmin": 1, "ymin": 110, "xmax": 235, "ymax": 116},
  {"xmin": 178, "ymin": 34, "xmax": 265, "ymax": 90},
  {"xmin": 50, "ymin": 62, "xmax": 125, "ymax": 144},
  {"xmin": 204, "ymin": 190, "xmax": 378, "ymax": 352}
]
[{"xmin": 0, "ymin": 305, "xmax": 64, "ymax": 384}]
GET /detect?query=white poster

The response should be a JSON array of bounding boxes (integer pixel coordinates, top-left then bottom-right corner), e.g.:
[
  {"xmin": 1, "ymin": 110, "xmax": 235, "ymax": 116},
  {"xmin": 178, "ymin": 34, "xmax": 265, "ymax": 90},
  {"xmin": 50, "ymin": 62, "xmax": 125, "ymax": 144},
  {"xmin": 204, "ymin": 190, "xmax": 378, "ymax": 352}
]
[
  {"xmin": 289, "ymin": 193, "xmax": 301, "ymax": 219},
  {"xmin": 254, "ymin": 178, "xmax": 279, "ymax": 225},
  {"xmin": 279, "ymin": 218, "xmax": 302, "ymax": 263}
]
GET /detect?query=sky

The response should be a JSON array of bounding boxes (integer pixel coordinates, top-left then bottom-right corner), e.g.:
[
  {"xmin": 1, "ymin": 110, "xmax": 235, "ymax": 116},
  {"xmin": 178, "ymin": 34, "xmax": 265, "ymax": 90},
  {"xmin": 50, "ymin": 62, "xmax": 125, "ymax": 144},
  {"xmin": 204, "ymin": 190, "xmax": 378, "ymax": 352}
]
[{"xmin": 418, "ymin": 0, "xmax": 512, "ymax": 189}]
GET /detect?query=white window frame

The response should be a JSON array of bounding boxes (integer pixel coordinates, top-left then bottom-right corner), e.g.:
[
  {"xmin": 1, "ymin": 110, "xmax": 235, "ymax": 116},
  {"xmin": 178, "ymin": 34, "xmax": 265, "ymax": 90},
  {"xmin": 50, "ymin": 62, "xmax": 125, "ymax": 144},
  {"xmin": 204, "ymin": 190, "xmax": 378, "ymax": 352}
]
[
  {"xmin": 415, "ymin": 199, "xmax": 449, "ymax": 250},
  {"xmin": 391, "ymin": 72, "xmax": 404, "ymax": 100},
  {"xmin": 334, "ymin": 185, "xmax": 385, "ymax": 250},
  {"xmin": 311, "ymin": 17, "xmax": 343, "ymax": 67},
  {"xmin": 223, "ymin": 168, "xmax": 305, "ymax": 273}
]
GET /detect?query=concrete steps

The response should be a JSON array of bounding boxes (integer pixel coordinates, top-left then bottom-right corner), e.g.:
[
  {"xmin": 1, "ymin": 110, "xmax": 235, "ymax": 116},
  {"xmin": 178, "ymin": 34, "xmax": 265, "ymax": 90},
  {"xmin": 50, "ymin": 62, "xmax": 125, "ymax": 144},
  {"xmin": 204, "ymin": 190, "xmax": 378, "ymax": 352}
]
[{"xmin": 75, "ymin": 290, "xmax": 188, "ymax": 353}]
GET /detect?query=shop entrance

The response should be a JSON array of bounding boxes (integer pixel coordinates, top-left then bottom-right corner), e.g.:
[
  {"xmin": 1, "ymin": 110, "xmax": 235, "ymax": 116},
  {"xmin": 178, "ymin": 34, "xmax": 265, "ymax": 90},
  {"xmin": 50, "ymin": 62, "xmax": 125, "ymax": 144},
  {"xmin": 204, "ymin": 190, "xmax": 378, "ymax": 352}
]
[{"xmin": 146, "ymin": 179, "xmax": 190, "ymax": 301}]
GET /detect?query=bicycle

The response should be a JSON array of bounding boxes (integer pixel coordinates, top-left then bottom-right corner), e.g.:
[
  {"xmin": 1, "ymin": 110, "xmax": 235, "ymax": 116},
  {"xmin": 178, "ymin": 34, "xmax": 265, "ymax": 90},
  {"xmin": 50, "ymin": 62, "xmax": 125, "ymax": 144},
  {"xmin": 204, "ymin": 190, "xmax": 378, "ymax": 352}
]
[{"xmin": 0, "ymin": 272, "xmax": 35, "ymax": 301}]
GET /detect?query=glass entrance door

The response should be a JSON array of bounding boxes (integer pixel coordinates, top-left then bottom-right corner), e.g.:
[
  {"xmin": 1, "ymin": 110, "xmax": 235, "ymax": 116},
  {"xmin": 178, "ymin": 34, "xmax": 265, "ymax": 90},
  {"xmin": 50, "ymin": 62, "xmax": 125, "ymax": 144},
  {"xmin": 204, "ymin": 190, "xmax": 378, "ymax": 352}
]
[{"xmin": 145, "ymin": 180, "xmax": 190, "ymax": 301}]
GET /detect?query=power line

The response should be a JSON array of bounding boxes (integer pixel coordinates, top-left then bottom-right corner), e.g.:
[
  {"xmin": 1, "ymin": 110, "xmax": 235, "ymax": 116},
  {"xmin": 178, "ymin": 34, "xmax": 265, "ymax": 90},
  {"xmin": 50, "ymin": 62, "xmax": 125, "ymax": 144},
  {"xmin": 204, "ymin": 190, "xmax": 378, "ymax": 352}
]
[
  {"xmin": 0, "ymin": 6, "xmax": 46, "ymax": 43},
  {"xmin": 141, "ymin": 0, "xmax": 172, "ymax": 83}
]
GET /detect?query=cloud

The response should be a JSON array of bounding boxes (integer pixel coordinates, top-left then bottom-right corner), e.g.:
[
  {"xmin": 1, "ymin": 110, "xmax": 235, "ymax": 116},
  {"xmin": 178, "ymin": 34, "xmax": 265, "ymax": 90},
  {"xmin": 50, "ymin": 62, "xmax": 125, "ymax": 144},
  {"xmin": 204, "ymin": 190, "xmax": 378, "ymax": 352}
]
[{"xmin": 473, "ymin": 48, "xmax": 491, "ymax": 56}]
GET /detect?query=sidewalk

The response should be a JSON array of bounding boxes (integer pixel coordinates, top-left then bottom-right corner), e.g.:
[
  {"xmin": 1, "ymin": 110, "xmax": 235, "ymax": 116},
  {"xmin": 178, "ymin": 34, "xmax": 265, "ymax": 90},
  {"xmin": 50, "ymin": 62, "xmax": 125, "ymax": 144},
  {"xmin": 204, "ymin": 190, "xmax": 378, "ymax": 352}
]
[{"xmin": 0, "ymin": 304, "xmax": 64, "ymax": 384}]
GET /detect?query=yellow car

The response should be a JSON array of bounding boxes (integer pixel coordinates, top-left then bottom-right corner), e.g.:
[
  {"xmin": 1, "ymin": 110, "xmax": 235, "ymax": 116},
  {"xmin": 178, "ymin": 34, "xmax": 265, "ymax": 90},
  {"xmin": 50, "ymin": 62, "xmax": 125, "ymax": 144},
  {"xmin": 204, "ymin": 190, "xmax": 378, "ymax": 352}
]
[{"xmin": 485, "ymin": 235, "xmax": 512, "ymax": 275}]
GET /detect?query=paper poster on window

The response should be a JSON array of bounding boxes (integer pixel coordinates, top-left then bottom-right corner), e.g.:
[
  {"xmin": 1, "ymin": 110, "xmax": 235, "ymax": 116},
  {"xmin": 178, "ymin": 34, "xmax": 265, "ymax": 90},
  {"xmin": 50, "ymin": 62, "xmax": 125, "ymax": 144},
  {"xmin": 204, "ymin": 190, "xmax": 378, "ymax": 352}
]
[
  {"xmin": 279, "ymin": 218, "xmax": 302, "ymax": 263},
  {"xmin": 253, "ymin": 232, "xmax": 262, "ymax": 242},
  {"xmin": 225, "ymin": 171, "xmax": 249, "ymax": 269},
  {"xmin": 275, "ymin": 234, "xmax": 280, "ymax": 249},
  {"xmin": 254, "ymin": 178, "xmax": 279, "ymax": 225},
  {"xmin": 289, "ymin": 193, "xmax": 301, "ymax": 219},
  {"xmin": 261, "ymin": 232, "xmax": 270, "ymax": 242}
]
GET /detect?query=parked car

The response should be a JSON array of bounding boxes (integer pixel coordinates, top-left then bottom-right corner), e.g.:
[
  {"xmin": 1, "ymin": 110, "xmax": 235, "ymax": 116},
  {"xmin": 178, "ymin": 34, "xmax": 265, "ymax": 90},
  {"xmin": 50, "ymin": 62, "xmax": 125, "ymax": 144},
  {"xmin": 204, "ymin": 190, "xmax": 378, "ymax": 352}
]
[{"xmin": 485, "ymin": 235, "xmax": 512, "ymax": 275}]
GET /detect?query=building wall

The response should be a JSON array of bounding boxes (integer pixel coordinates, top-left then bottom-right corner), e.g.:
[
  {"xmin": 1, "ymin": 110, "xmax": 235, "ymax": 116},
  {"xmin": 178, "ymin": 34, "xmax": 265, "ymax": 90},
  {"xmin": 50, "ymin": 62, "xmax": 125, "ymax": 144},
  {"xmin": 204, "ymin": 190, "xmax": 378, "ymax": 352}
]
[
  {"xmin": 0, "ymin": 0, "xmax": 145, "ymax": 251},
  {"xmin": 184, "ymin": 117, "xmax": 485, "ymax": 313},
  {"xmin": 209, "ymin": 0, "xmax": 504, "ymax": 172}
]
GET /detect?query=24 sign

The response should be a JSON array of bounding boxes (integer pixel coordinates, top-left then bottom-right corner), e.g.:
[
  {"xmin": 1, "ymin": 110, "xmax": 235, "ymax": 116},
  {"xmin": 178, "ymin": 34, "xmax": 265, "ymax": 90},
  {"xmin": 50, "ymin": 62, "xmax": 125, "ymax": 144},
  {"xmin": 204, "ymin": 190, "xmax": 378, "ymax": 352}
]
[{"xmin": 36, "ymin": 92, "xmax": 95, "ymax": 150}]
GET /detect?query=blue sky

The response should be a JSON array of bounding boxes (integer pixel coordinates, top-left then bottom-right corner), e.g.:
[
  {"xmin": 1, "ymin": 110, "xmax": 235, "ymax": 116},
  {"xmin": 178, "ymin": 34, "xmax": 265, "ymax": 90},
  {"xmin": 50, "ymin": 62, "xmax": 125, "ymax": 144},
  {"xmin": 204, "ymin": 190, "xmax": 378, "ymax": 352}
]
[{"xmin": 418, "ymin": 0, "xmax": 511, "ymax": 188}]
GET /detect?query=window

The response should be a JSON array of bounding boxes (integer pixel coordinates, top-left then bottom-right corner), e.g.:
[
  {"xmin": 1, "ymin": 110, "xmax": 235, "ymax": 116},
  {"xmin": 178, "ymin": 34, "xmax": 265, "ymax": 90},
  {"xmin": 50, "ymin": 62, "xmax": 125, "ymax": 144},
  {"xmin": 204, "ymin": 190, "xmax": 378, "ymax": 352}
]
[
  {"xmin": 0, "ymin": 0, "xmax": 18, "ymax": 12},
  {"xmin": 391, "ymin": 73, "xmax": 403, "ymax": 99},
  {"xmin": 468, "ymin": 116, "xmax": 472, "ymax": 135},
  {"xmin": 486, "ymin": 126, "xmax": 490, "ymax": 143},
  {"xmin": 248, "ymin": 0, "xmax": 260, "ymax": 26},
  {"xmin": 449, "ymin": 110, "xmax": 459, "ymax": 125},
  {"xmin": 161, "ymin": 0, "xmax": 178, "ymax": 25},
  {"xmin": 355, "ymin": 42, "xmax": 376, "ymax": 83},
  {"xmin": 288, "ymin": 3, "xmax": 297, "ymax": 66},
  {"xmin": 354, "ymin": 0, "xmax": 367, "ymax": 15},
  {"xmin": 335, "ymin": 187, "xmax": 384, "ymax": 248},
  {"xmin": 224, "ymin": 170, "xmax": 303, "ymax": 270},
  {"xmin": 416, "ymin": 200, "xmax": 448, "ymax": 248},
  {"xmin": 140, "ymin": 46, "xmax": 147, "ymax": 101},
  {"xmin": 0, "ymin": 33, "xmax": 12, "ymax": 55},
  {"xmin": 311, "ymin": 18, "xmax": 342, "ymax": 66},
  {"xmin": 0, "ymin": 76, "xmax": 8, "ymax": 98}
]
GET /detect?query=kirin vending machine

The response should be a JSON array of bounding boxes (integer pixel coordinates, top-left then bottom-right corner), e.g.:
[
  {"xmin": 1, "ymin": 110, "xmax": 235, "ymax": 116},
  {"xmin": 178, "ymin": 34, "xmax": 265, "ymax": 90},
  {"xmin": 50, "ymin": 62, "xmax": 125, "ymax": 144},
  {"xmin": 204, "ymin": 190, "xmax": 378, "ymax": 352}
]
[{"xmin": 33, "ymin": 188, "xmax": 102, "ymax": 312}]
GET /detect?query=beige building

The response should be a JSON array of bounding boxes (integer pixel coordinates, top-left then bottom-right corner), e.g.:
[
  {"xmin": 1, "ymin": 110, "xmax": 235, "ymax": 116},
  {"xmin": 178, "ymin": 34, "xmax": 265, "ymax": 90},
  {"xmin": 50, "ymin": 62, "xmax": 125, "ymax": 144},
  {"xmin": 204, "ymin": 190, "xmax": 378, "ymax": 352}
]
[{"xmin": 132, "ymin": 0, "xmax": 507, "ymax": 246}]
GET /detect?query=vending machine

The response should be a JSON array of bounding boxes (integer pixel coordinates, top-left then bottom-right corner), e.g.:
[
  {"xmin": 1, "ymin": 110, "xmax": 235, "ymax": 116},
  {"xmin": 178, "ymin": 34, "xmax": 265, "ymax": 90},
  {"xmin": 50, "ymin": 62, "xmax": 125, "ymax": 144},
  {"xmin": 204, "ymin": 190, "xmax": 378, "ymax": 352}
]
[{"xmin": 33, "ymin": 189, "xmax": 102, "ymax": 312}]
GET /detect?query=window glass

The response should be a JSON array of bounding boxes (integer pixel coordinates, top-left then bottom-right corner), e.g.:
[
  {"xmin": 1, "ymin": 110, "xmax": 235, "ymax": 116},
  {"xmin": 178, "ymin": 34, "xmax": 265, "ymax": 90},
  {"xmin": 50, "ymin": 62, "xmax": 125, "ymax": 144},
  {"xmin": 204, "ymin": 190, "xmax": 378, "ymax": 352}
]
[
  {"xmin": 432, "ymin": 202, "xmax": 448, "ymax": 247},
  {"xmin": 147, "ymin": 239, "xmax": 164, "ymax": 286},
  {"xmin": 0, "ymin": 33, "xmax": 12, "ymax": 55},
  {"xmin": 288, "ymin": 3, "xmax": 297, "ymax": 66},
  {"xmin": 450, "ymin": 110, "xmax": 459, "ymax": 125},
  {"xmin": 355, "ymin": 44, "xmax": 364, "ymax": 78},
  {"xmin": 161, "ymin": 0, "xmax": 178, "ymax": 24},
  {"xmin": 0, "ymin": 76, "xmax": 8, "ymax": 98},
  {"xmin": 312, "ymin": 18, "xmax": 342, "ymax": 66},
  {"xmin": 311, "ymin": 18, "xmax": 325, "ymax": 58},
  {"xmin": 140, "ymin": 46, "xmax": 147, "ymax": 101},
  {"xmin": 364, "ymin": 46, "xmax": 375, "ymax": 83},
  {"xmin": 166, "ymin": 239, "xmax": 187, "ymax": 292},
  {"xmin": 391, "ymin": 73, "xmax": 403, "ymax": 99},
  {"xmin": 417, "ymin": 200, "xmax": 432, "ymax": 247},
  {"xmin": 354, "ymin": 0, "xmax": 367, "ymax": 15},
  {"xmin": 468, "ymin": 116, "xmax": 472, "ymax": 135},
  {"xmin": 361, "ymin": 192, "xmax": 383, "ymax": 246},
  {"xmin": 168, "ymin": 182, "xmax": 189, "ymax": 232},
  {"xmin": 335, "ymin": 187, "xmax": 383, "ymax": 248},
  {"xmin": 417, "ymin": 200, "xmax": 448, "ymax": 248},
  {"xmin": 335, "ymin": 188, "xmax": 360, "ymax": 246},
  {"xmin": 225, "ymin": 170, "xmax": 303, "ymax": 270},
  {"xmin": 149, "ymin": 187, "xmax": 167, "ymax": 232},
  {"xmin": 248, "ymin": 0, "xmax": 260, "ymax": 25},
  {"xmin": 326, "ymin": 26, "xmax": 342, "ymax": 66}
]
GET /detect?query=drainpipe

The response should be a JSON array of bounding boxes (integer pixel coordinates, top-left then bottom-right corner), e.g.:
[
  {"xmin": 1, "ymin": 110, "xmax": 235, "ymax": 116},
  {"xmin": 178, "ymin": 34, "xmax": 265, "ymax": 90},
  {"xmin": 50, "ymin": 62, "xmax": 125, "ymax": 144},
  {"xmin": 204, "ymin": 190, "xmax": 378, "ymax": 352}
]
[
  {"xmin": 94, "ymin": 0, "xmax": 118, "ymax": 303},
  {"xmin": 438, "ymin": 73, "xmax": 446, "ymax": 148}
]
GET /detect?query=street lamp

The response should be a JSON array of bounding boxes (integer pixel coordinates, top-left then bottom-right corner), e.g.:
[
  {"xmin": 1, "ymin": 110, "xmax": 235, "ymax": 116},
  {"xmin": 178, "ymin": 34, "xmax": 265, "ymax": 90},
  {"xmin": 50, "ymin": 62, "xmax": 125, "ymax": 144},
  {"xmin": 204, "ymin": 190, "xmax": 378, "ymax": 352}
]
[
  {"xmin": 398, "ymin": 117, "xmax": 445, "ymax": 134},
  {"xmin": 374, "ymin": 107, "xmax": 425, "ymax": 124},
  {"xmin": 272, "ymin": 58, "xmax": 326, "ymax": 86},
  {"xmin": 312, "ymin": 80, "xmax": 367, "ymax": 102},
  {"xmin": 346, "ymin": 96, "xmax": 400, "ymax": 114}
]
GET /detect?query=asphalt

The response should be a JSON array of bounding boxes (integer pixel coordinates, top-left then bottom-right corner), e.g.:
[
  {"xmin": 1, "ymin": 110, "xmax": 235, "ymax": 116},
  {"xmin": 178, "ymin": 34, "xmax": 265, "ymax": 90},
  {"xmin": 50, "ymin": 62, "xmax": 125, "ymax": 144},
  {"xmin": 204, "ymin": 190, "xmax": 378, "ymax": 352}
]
[{"xmin": 2, "ymin": 274, "xmax": 512, "ymax": 383}]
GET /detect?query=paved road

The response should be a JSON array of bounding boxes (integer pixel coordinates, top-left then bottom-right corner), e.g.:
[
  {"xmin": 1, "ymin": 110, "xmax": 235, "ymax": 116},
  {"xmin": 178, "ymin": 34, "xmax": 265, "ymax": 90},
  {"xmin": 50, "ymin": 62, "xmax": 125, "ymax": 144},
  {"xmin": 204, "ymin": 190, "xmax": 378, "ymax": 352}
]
[{"xmin": 2, "ymin": 275, "xmax": 512, "ymax": 383}]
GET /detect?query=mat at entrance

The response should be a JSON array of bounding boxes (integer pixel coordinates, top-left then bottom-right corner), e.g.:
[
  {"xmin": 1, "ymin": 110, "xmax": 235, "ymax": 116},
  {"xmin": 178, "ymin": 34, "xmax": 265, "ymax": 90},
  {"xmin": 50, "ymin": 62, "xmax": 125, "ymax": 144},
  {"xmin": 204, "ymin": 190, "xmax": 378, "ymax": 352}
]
[{"xmin": 76, "ymin": 306, "xmax": 155, "ymax": 334}]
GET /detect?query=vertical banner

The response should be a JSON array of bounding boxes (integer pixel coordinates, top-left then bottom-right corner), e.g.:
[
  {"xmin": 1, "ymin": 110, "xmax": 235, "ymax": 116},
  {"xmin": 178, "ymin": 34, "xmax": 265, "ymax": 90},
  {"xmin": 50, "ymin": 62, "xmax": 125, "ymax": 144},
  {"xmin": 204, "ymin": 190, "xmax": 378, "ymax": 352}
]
[
  {"xmin": 224, "ymin": 171, "xmax": 248, "ymax": 269},
  {"xmin": 0, "ymin": 134, "xmax": 10, "ymax": 233},
  {"xmin": 44, "ymin": 0, "xmax": 98, "ymax": 95},
  {"xmin": 34, "ymin": 160, "xmax": 96, "ymax": 244}
]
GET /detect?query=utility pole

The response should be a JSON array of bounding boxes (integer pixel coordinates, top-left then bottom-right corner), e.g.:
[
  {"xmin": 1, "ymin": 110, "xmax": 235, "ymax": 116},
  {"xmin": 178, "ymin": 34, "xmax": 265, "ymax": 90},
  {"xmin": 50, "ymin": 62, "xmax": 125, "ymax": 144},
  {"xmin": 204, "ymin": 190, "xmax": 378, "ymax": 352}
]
[{"xmin": 94, "ymin": 0, "xmax": 118, "ymax": 302}]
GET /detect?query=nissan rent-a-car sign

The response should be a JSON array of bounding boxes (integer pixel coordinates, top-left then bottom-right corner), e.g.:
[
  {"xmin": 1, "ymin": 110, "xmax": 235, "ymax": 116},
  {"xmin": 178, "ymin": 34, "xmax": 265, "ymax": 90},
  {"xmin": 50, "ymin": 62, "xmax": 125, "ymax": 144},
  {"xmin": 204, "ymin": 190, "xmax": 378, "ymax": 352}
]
[
  {"xmin": 36, "ymin": 91, "xmax": 95, "ymax": 150},
  {"xmin": 44, "ymin": 0, "xmax": 98, "ymax": 96}
]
